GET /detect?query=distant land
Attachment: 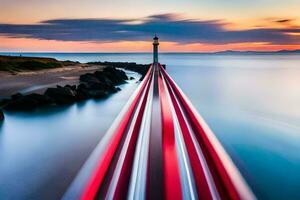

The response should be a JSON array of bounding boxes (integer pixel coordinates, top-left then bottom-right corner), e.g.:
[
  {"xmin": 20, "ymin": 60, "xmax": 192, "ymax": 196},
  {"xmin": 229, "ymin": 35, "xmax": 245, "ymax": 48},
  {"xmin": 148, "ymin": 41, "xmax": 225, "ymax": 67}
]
[
  {"xmin": 162, "ymin": 49, "xmax": 300, "ymax": 55},
  {"xmin": 1, "ymin": 49, "xmax": 300, "ymax": 55},
  {"xmin": 209, "ymin": 49, "xmax": 300, "ymax": 55}
]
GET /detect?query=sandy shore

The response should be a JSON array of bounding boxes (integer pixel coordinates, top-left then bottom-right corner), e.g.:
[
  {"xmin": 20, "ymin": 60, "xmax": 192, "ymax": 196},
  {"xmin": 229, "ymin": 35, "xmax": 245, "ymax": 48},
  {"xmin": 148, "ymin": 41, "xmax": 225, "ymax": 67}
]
[{"xmin": 0, "ymin": 64, "xmax": 104, "ymax": 99}]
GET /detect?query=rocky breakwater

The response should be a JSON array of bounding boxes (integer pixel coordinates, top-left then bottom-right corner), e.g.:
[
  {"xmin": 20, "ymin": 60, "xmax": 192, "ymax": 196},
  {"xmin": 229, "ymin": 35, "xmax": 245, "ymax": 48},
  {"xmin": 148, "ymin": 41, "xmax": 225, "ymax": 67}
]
[
  {"xmin": 1, "ymin": 67, "xmax": 128, "ymax": 111},
  {"xmin": 0, "ymin": 109, "xmax": 4, "ymax": 121},
  {"xmin": 87, "ymin": 61, "xmax": 153, "ymax": 80}
]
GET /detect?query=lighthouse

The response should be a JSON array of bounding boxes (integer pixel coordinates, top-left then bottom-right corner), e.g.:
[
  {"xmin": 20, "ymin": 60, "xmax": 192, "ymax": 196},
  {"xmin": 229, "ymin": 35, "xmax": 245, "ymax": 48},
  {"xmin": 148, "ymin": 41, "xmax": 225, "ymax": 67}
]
[{"xmin": 153, "ymin": 34, "xmax": 159, "ymax": 64}]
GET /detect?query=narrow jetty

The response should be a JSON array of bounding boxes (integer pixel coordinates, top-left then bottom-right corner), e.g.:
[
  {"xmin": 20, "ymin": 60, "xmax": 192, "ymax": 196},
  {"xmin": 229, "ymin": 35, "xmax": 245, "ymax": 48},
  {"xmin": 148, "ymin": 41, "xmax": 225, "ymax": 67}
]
[{"xmin": 63, "ymin": 36, "xmax": 255, "ymax": 200}]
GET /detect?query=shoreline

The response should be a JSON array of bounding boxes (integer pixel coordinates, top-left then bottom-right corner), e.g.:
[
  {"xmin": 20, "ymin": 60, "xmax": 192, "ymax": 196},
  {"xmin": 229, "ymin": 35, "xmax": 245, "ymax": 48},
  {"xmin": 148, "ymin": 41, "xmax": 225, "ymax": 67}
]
[
  {"xmin": 0, "ymin": 56, "xmax": 151, "ymax": 99},
  {"xmin": 0, "ymin": 67, "xmax": 129, "ymax": 111},
  {"xmin": 0, "ymin": 56, "xmax": 151, "ymax": 112},
  {"xmin": 0, "ymin": 64, "xmax": 104, "ymax": 99}
]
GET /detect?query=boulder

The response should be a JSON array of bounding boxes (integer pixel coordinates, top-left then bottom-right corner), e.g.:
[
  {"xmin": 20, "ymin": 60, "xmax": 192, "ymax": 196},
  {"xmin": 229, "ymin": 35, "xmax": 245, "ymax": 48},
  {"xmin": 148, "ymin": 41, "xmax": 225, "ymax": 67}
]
[
  {"xmin": 86, "ymin": 82, "xmax": 107, "ymax": 90},
  {"xmin": 94, "ymin": 71, "xmax": 114, "ymax": 85},
  {"xmin": 102, "ymin": 67, "xmax": 128, "ymax": 85},
  {"xmin": 110, "ymin": 86, "xmax": 119, "ymax": 93},
  {"xmin": 26, "ymin": 93, "xmax": 53, "ymax": 105},
  {"xmin": 0, "ymin": 98, "xmax": 10, "ymax": 107},
  {"xmin": 104, "ymin": 67, "xmax": 128, "ymax": 80},
  {"xmin": 0, "ymin": 110, "xmax": 4, "ymax": 121},
  {"xmin": 64, "ymin": 85, "xmax": 77, "ymax": 90},
  {"xmin": 88, "ymin": 82, "xmax": 116, "ymax": 92},
  {"xmin": 86, "ymin": 89, "xmax": 107, "ymax": 99},
  {"xmin": 11, "ymin": 93, "xmax": 23, "ymax": 100},
  {"xmin": 44, "ymin": 87, "xmax": 77, "ymax": 105},
  {"xmin": 79, "ymin": 68, "xmax": 127, "ymax": 98},
  {"xmin": 4, "ymin": 93, "xmax": 52, "ymax": 111},
  {"xmin": 80, "ymin": 73, "xmax": 100, "ymax": 84},
  {"xmin": 76, "ymin": 89, "xmax": 90, "ymax": 100},
  {"xmin": 86, "ymin": 61, "xmax": 151, "ymax": 80},
  {"xmin": 76, "ymin": 84, "xmax": 91, "ymax": 100},
  {"xmin": 4, "ymin": 95, "xmax": 40, "ymax": 110},
  {"xmin": 115, "ymin": 87, "xmax": 121, "ymax": 91},
  {"xmin": 4, "ymin": 93, "xmax": 52, "ymax": 110},
  {"xmin": 77, "ymin": 83, "xmax": 88, "ymax": 89}
]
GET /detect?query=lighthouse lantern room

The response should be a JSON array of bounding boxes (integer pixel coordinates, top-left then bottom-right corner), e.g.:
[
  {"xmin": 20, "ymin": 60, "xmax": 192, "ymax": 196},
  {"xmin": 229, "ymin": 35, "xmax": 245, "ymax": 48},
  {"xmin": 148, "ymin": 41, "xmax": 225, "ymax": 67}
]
[{"xmin": 153, "ymin": 35, "xmax": 159, "ymax": 64}]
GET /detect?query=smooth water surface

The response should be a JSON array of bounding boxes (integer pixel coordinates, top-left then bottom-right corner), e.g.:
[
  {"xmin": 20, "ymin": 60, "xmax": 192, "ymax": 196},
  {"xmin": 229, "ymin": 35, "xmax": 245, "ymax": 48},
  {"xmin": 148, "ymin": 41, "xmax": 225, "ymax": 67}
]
[
  {"xmin": 165, "ymin": 54, "xmax": 300, "ymax": 200},
  {"xmin": 1, "ymin": 53, "xmax": 300, "ymax": 199},
  {"xmin": 0, "ymin": 70, "xmax": 140, "ymax": 199}
]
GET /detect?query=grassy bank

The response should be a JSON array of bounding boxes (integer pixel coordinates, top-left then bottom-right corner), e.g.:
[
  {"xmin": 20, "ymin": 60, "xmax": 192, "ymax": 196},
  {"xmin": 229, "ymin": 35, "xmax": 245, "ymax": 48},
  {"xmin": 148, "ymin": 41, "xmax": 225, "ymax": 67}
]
[{"xmin": 0, "ymin": 55, "xmax": 78, "ymax": 72}]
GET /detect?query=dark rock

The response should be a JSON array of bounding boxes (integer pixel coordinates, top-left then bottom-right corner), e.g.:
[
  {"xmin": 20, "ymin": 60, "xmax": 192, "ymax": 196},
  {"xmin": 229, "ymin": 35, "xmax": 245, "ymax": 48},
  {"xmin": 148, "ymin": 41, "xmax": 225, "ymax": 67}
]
[
  {"xmin": 77, "ymin": 88, "xmax": 107, "ymax": 99},
  {"xmin": 104, "ymin": 67, "xmax": 128, "ymax": 80},
  {"xmin": 87, "ymin": 89, "xmax": 107, "ymax": 99},
  {"xmin": 130, "ymin": 77, "xmax": 134, "ymax": 80},
  {"xmin": 77, "ymin": 83, "xmax": 88, "ymax": 89},
  {"xmin": 80, "ymin": 73, "xmax": 100, "ymax": 84},
  {"xmin": 115, "ymin": 87, "xmax": 121, "ymax": 91},
  {"xmin": 44, "ymin": 87, "xmax": 77, "ymax": 105},
  {"xmin": 86, "ymin": 82, "xmax": 106, "ymax": 89},
  {"xmin": 64, "ymin": 84, "xmax": 77, "ymax": 91},
  {"xmin": 0, "ymin": 110, "xmax": 4, "ymax": 121},
  {"xmin": 76, "ymin": 83, "xmax": 95, "ymax": 100},
  {"xmin": 4, "ymin": 93, "xmax": 52, "ymax": 111},
  {"xmin": 78, "ymin": 67, "xmax": 127, "ymax": 98},
  {"xmin": 94, "ymin": 71, "xmax": 113, "ymax": 85},
  {"xmin": 87, "ymin": 61, "xmax": 151, "ymax": 80},
  {"xmin": 89, "ymin": 82, "xmax": 115, "ymax": 92},
  {"xmin": 109, "ymin": 87, "xmax": 119, "ymax": 93},
  {"xmin": 2, "ymin": 66, "xmax": 129, "ymax": 111},
  {"xmin": 79, "ymin": 67, "xmax": 128, "ymax": 87},
  {"xmin": 0, "ymin": 98, "xmax": 10, "ymax": 107},
  {"xmin": 76, "ymin": 87, "xmax": 91, "ymax": 100},
  {"xmin": 11, "ymin": 93, "xmax": 23, "ymax": 100},
  {"xmin": 4, "ymin": 96, "xmax": 39, "ymax": 110},
  {"xmin": 26, "ymin": 93, "xmax": 53, "ymax": 105},
  {"xmin": 102, "ymin": 67, "xmax": 128, "ymax": 84}
]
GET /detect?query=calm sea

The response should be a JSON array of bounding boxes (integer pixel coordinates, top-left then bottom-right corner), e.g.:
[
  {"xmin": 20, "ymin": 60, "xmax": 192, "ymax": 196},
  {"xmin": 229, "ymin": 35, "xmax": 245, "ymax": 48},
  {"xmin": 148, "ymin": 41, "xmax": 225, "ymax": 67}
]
[{"xmin": 1, "ymin": 53, "xmax": 300, "ymax": 199}]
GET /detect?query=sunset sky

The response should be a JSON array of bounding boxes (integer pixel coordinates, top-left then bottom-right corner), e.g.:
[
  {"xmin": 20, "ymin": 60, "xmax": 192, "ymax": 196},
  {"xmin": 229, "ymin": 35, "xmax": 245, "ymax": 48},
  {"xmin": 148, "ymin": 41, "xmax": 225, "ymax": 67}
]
[{"xmin": 0, "ymin": 0, "xmax": 300, "ymax": 52}]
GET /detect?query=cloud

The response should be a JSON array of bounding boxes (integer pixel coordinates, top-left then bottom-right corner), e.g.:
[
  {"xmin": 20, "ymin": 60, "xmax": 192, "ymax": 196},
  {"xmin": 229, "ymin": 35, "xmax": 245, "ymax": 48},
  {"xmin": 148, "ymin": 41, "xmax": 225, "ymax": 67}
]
[
  {"xmin": 0, "ymin": 13, "xmax": 299, "ymax": 45},
  {"xmin": 275, "ymin": 19, "xmax": 292, "ymax": 23}
]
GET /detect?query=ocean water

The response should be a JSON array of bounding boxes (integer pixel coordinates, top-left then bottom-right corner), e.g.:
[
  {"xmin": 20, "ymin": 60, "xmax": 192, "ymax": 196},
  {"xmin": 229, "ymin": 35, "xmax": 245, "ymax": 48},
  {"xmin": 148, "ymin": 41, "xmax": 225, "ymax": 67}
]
[{"xmin": 1, "ymin": 53, "xmax": 300, "ymax": 199}]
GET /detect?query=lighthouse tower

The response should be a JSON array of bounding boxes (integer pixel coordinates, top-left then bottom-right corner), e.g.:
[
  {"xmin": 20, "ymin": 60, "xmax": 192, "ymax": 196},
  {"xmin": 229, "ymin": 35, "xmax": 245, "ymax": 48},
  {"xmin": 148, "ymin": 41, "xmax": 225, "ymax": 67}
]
[{"xmin": 153, "ymin": 34, "xmax": 159, "ymax": 64}]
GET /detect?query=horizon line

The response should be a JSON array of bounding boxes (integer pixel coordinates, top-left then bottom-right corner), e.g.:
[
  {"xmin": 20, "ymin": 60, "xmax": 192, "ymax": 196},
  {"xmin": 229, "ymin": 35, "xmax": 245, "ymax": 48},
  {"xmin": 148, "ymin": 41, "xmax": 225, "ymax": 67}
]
[{"xmin": 1, "ymin": 49, "xmax": 300, "ymax": 54}]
